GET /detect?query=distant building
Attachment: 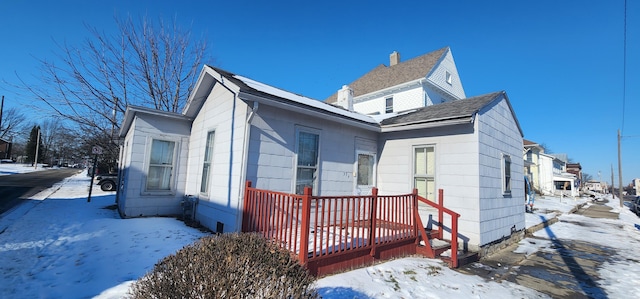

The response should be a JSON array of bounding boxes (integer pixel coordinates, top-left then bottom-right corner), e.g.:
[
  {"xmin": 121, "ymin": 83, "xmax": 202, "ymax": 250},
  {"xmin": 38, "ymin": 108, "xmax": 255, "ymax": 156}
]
[
  {"xmin": 0, "ymin": 138, "xmax": 12, "ymax": 160},
  {"xmin": 585, "ymin": 180, "xmax": 605, "ymax": 193}
]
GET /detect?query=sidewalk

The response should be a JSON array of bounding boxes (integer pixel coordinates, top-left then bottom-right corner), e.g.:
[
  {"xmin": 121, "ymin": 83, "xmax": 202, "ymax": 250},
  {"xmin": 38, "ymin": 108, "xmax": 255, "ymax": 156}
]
[{"xmin": 458, "ymin": 195, "xmax": 630, "ymax": 299}]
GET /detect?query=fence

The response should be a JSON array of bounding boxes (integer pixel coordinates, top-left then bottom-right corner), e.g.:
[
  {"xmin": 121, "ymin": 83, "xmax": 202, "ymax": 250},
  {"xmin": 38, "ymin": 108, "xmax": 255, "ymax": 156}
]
[{"xmin": 242, "ymin": 181, "xmax": 459, "ymax": 275}]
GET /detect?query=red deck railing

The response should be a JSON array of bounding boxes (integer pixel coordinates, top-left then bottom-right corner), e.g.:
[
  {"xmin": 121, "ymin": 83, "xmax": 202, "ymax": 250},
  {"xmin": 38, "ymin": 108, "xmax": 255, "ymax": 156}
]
[{"xmin": 242, "ymin": 181, "xmax": 460, "ymax": 275}]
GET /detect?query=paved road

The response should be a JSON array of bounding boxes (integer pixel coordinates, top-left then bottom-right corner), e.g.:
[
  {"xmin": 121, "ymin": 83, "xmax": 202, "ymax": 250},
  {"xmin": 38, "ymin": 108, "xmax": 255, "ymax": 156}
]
[
  {"xmin": 458, "ymin": 201, "xmax": 620, "ymax": 298},
  {"xmin": 0, "ymin": 168, "xmax": 82, "ymax": 215}
]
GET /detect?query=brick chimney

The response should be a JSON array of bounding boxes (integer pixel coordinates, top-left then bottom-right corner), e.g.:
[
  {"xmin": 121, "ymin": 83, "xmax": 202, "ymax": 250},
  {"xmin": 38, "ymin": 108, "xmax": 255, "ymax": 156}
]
[
  {"xmin": 390, "ymin": 51, "xmax": 400, "ymax": 66},
  {"xmin": 336, "ymin": 85, "xmax": 354, "ymax": 111}
]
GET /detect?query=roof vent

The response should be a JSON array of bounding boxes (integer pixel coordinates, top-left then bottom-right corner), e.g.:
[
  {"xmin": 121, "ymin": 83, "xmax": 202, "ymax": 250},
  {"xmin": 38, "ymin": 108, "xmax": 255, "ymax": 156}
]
[{"xmin": 390, "ymin": 51, "xmax": 400, "ymax": 66}]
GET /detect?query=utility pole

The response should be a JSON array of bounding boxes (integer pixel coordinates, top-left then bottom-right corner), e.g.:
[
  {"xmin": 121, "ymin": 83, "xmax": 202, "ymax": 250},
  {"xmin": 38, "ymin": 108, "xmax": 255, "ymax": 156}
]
[
  {"xmin": 617, "ymin": 130, "xmax": 623, "ymax": 207},
  {"xmin": 0, "ymin": 95, "xmax": 4, "ymax": 131},
  {"xmin": 34, "ymin": 127, "xmax": 41, "ymax": 169},
  {"xmin": 611, "ymin": 164, "xmax": 615, "ymax": 196}
]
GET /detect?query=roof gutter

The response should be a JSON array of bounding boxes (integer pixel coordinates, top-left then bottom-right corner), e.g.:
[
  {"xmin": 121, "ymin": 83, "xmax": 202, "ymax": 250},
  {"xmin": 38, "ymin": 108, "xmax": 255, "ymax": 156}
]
[{"xmin": 380, "ymin": 115, "xmax": 473, "ymax": 132}]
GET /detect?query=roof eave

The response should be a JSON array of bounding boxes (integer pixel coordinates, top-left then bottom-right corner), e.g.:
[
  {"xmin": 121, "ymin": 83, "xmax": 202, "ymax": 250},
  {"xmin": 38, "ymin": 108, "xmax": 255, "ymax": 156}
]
[{"xmin": 380, "ymin": 115, "xmax": 473, "ymax": 132}]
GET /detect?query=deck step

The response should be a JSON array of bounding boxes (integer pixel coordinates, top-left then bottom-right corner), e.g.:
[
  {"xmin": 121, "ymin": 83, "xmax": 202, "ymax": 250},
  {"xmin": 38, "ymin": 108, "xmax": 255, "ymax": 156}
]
[
  {"xmin": 417, "ymin": 238, "xmax": 478, "ymax": 268},
  {"xmin": 440, "ymin": 251, "xmax": 479, "ymax": 268}
]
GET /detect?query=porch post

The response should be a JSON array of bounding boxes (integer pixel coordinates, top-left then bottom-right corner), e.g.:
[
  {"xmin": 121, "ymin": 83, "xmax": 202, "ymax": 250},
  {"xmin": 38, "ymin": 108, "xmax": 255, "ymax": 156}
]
[
  {"xmin": 451, "ymin": 212, "xmax": 459, "ymax": 268},
  {"xmin": 413, "ymin": 188, "xmax": 419, "ymax": 242},
  {"xmin": 242, "ymin": 181, "xmax": 252, "ymax": 232},
  {"xmin": 437, "ymin": 189, "xmax": 444, "ymax": 239},
  {"xmin": 369, "ymin": 187, "xmax": 378, "ymax": 257},
  {"xmin": 299, "ymin": 186, "xmax": 312, "ymax": 264}
]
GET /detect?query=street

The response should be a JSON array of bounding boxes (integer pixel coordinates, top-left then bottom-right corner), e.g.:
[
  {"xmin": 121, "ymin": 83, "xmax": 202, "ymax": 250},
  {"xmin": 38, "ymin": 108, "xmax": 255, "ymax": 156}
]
[{"xmin": 0, "ymin": 168, "xmax": 81, "ymax": 215}]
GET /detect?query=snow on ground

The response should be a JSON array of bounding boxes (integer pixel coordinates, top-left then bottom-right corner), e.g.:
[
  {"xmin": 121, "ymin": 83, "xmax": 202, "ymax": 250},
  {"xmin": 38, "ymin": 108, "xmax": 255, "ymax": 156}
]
[
  {"xmin": 516, "ymin": 195, "xmax": 640, "ymax": 298},
  {"xmin": 0, "ymin": 162, "xmax": 49, "ymax": 175},
  {"xmin": 0, "ymin": 170, "xmax": 208, "ymax": 298},
  {"xmin": 1, "ymin": 166, "xmax": 639, "ymax": 298}
]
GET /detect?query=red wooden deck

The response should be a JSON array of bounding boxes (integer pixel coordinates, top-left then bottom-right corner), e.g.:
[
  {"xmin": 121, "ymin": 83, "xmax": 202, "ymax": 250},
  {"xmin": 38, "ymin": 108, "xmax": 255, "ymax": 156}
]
[{"xmin": 242, "ymin": 181, "xmax": 460, "ymax": 276}]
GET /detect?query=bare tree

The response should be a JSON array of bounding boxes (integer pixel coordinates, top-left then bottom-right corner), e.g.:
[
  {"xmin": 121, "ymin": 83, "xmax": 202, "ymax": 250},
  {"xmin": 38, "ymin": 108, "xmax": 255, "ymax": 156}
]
[
  {"xmin": 18, "ymin": 14, "xmax": 208, "ymax": 140},
  {"xmin": 38, "ymin": 118, "xmax": 64, "ymax": 164},
  {"xmin": 0, "ymin": 107, "xmax": 28, "ymax": 141}
]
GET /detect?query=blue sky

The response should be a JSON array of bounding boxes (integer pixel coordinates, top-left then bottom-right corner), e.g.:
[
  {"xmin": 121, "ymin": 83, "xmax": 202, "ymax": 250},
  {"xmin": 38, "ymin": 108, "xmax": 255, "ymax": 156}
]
[{"xmin": 1, "ymin": 0, "xmax": 639, "ymax": 185}]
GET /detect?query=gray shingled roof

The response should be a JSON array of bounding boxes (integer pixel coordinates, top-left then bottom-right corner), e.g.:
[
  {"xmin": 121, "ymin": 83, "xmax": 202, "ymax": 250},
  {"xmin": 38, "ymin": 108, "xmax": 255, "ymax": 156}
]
[
  {"xmin": 380, "ymin": 91, "xmax": 504, "ymax": 126},
  {"xmin": 325, "ymin": 47, "xmax": 449, "ymax": 103}
]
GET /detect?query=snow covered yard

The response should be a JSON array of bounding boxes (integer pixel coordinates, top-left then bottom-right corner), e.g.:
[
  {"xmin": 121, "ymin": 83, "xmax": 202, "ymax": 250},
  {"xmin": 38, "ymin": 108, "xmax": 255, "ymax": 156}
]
[
  {"xmin": 1, "ymin": 166, "xmax": 639, "ymax": 298},
  {"xmin": 0, "ymin": 170, "xmax": 208, "ymax": 298}
]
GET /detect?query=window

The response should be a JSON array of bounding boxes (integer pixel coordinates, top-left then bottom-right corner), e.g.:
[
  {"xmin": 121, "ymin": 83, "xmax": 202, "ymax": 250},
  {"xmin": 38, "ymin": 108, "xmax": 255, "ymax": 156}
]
[
  {"xmin": 445, "ymin": 71, "xmax": 452, "ymax": 85},
  {"xmin": 414, "ymin": 146, "xmax": 435, "ymax": 200},
  {"xmin": 503, "ymin": 154, "xmax": 512, "ymax": 195},
  {"xmin": 295, "ymin": 130, "xmax": 319, "ymax": 194},
  {"xmin": 200, "ymin": 131, "xmax": 215, "ymax": 194},
  {"xmin": 147, "ymin": 139, "xmax": 176, "ymax": 191},
  {"xmin": 385, "ymin": 97, "xmax": 393, "ymax": 113},
  {"xmin": 357, "ymin": 153, "xmax": 375, "ymax": 186}
]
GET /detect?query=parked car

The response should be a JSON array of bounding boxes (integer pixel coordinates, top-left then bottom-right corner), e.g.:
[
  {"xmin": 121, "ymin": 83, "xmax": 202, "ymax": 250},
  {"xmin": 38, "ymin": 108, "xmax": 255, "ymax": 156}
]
[
  {"xmin": 96, "ymin": 174, "xmax": 118, "ymax": 191},
  {"xmin": 632, "ymin": 196, "xmax": 640, "ymax": 216}
]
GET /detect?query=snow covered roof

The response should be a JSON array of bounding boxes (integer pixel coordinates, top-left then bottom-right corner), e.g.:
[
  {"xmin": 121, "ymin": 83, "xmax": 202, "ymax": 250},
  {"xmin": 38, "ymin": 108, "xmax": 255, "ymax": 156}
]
[{"xmin": 207, "ymin": 67, "xmax": 379, "ymax": 129}]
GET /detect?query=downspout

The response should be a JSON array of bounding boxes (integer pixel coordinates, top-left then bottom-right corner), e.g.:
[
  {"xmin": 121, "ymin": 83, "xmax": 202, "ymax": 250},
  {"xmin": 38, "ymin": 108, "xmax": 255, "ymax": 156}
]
[{"xmin": 236, "ymin": 101, "xmax": 259, "ymax": 231}]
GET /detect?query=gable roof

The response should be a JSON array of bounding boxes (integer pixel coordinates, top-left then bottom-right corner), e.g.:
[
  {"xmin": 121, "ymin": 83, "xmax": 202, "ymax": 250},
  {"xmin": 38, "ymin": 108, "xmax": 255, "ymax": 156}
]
[
  {"xmin": 180, "ymin": 65, "xmax": 380, "ymax": 132},
  {"xmin": 379, "ymin": 91, "xmax": 523, "ymax": 136},
  {"xmin": 325, "ymin": 47, "xmax": 449, "ymax": 103},
  {"xmin": 119, "ymin": 105, "xmax": 192, "ymax": 138}
]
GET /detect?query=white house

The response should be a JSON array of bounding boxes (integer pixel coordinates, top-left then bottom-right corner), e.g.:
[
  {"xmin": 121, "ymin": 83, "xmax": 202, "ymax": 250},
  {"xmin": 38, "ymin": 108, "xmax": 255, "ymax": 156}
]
[{"xmin": 117, "ymin": 47, "xmax": 525, "ymax": 252}]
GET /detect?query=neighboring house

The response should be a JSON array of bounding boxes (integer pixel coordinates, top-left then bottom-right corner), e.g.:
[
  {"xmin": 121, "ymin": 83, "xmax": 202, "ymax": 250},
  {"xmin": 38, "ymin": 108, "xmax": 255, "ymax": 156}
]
[
  {"xmin": 117, "ymin": 47, "xmax": 525, "ymax": 253},
  {"xmin": 548, "ymin": 154, "xmax": 578, "ymax": 197},
  {"xmin": 584, "ymin": 180, "xmax": 606, "ymax": 193},
  {"xmin": 0, "ymin": 137, "xmax": 11, "ymax": 160},
  {"xmin": 523, "ymin": 139, "xmax": 544, "ymax": 192},
  {"xmin": 524, "ymin": 141, "xmax": 579, "ymax": 197},
  {"xmin": 566, "ymin": 163, "xmax": 582, "ymax": 188}
]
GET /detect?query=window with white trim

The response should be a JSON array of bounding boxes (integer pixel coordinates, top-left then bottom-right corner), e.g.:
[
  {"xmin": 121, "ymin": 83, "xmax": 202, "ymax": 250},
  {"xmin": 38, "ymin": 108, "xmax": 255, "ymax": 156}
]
[
  {"xmin": 385, "ymin": 97, "xmax": 394, "ymax": 113},
  {"xmin": 414, "ymin": 146, "xmax": 435, "ymax": 201},
  {"xmin": 445, "ymin": 71, "xmax": 452, "ymax": 85},
  {"xmin": 147, "ymin": 139, "xmax": 176, "ymax": 191},
  {"xmin": 200, "ymin": 131, "xmax": 215, "ymax": 194},
  {"xmin": 295, "ymin": 129, "xmax": 320, "ymax": 195},
  {"xmin": 503, "ymin": 154, "xmax": 512, "ymax": 195}
]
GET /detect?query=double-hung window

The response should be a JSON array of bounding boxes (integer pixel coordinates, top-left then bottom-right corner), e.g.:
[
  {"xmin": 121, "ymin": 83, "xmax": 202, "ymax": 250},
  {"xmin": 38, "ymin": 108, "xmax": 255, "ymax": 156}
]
[
  {"xmin": 295, "ymin": 129, "xmax": 320, "ymax": 195},
  {"xmin": 147, "ymin": 139, "xmax": 176, "ymax": 191},
  {"xmin": 200, "ymin": 131, "xmax": 215, "ymax": 194},
  {"xmin": 503, "ymin": 154, "xmax": 512, "ymax": 195},
  {"xmin": 414, "ymin": 146, "xmax": 435, "ymax": 201},
  {"xmin": 385, "ymin": 97, "xmax": 394, "ymax": 113}
]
